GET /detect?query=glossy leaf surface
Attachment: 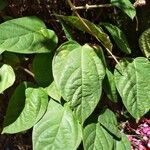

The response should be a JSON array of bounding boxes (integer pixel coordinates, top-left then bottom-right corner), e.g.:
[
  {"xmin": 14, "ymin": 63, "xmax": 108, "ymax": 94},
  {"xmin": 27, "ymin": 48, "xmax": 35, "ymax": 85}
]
[
  {"xmin": 45, "ymin": 81, "xmax": 61, "ymax": 102},
  {"xmin": 0, "ymin": 17, "xmax": 58, "ymax": 54},
  {"xmin": 115, "ymin": 133, "xmax": 131, "ymax": 150},
  {"xmin": 53, "ymin": 41, "xmax": 105, "ymax": 123},
  {"xmin": 111, "ymin": 0, "xmax": 136, "ymax": 19},
  {"xmin": 114, "ymin": 57, "xmax": 150, "ymax": 120},
  {"xmin": 0, "ymin": 64, "xmax": 15, "ymax": 93},
  {"xmin": 98, "ymin": 109, "xmax": 121, "ymax": 138},
  {"xmin": 139, "ymin": 28, "xmax": 150, "ymax": 58},
  {"xmin": 3, "ymin": 87, "xmax": 48, "ymax": 133},
  {"xmin": 57, "ymin": 15, "xmax": 112, "ymax": 51},
  {"xmin": 33, "ymin": 100, "xmax": 82, "ymax": 150},
  {"xmin": 83, "ymin": 123, "xmax": 114, "ymax": 150},
  {"xmin": 103, "ymin": 23, "xmax": 131, "ymax": 54}
]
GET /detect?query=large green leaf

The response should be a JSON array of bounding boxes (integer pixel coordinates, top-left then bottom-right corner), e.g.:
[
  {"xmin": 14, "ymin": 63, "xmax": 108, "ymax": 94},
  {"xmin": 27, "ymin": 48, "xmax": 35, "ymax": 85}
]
[
  {"xmin": 139, "ymin": 28, "xmax": 150, "ymax": 58},
  {"xmin": 0, "ymin": 16, "xmax": 58, "ymax": 54},
  {"xmin": 114, "ymin": 57, "xmax": 150, "ymax": 120},
  {"xmin": 56, "ymin": 15, "xmax": 112, "ymax": 51},
  {"xmin": 2, "ymin": 82, "xmax": 34, "ymax": 131},
  {"xmin": 2, "ymin": 87, "xmax": 48, "ymax": 134},
  {"xmin": 0, "ymin": 64, "xmax": 15, "ymax": 93},
  {"xmin": 102, "ymin": 23, "xmax": 131, "ymax": 54},
  {"xmin": 45, "ymin": 81, "xmax": 61, "ymax": 102},
  {"xmin": 111, "ymin": 0, "xmax": 136, "ymax": 19},
  {"xmin": 59, "ymin": 19, "xmax": 74, "ymax": 41},
  {"xmin": 83, "ymin": 123, "xmax": 114, "ymax": 150},
  {"xmin": 98, "ymin": 109, "xmax": 121, "ymax": 138},
  {"xmin": 33, "ymin": 53, "xmax": 53, "ymax": 87},
  {"xmin": 115, "ymin": 133, "xmax": 131, "ymax": 150},
  {"xmin": 33, "ymin": 100, "xmax": 82, "ymax": 150},
  {"xmin": 53, "ymin": 41, "xmax": 105, "ymax": 123}
]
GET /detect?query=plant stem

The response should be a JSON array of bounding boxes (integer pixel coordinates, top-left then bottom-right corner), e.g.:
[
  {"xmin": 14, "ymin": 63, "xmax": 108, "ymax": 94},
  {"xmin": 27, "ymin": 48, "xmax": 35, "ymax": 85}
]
[
  {"xmin": 72, "ymin": 4, "xmax": 112, "ymax": 10},
  {"xmin": 67, "ymin": 0, "xmax": 120, "ymax": 67},
  {"xmin": 19, "ymin": 66, "xmax": 34, "ymax": 78}
]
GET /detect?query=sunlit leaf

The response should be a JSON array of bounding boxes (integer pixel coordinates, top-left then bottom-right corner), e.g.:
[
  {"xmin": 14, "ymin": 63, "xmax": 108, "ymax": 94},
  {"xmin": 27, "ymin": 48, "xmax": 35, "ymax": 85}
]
[
  {"xmin": 139, "ymin": 28, "xmax": 150, "ymax": 58},
  {"xmin": 98, "ymin": 109, "xmax": 121, "ymax": 138},
  {"xmin": 114, "ymin": 57, "xmax": 150, "ymax": 120},
  {"xmin": 0, "ymin": 16, "xmax": 58, "ymax": 54},
  {"xmin": 56, "ymin": 15, "xmax": 112, "ymax": 51},
  {"xmin": 0, "ymin": 64, "xmax": 15, "ymax": 93},
  {"xmin": 83, "ymin": 123, "xmax": 114, "ymax": 150},
  {"xmin": 3, "ymin": 87, "xmax": 48, "ymax": 133},
  {"xmin": 103, "ymin": 23, "xmax": 131, "ymax": 54},
  {"xmin": 2, "ymin": 82, "xmax": 33, "ymax": 131},
  {"xmin": 53, "ymin": 41, "xmax": 105, "ymax": 123},
  {"xmin": 45, "ymin": 81, "xmax": 61, "ymax": 102},
  {"xmin": 33, "ymin": 100, "xmax": 82, "ymax": 150},
  {"xmin": 111, "ymin": 0, "xmax": 136, "ymax": 19},
  {"xmin": 115, "ymin": 133, "xmax": 131, "ymax": 150}
]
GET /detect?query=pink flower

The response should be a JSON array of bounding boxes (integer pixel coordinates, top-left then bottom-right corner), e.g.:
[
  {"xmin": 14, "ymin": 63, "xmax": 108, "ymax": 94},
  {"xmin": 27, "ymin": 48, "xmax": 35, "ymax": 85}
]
[
  {"xmin": 138, "ymin": 144, "xmax": 146, "ymax": 150},
  {"xmin": 128, "ymin": 135, "xmax": 133, "ymax": 141},
  {"xmin": 147, "ymin": 131, "xmax": 150, "ymax": 137},
  {"xmin": 124, "ymin": 118, "xmax": 150, "ymax": 150},
  {"xmin": 147, "ymin": 140, "xmax": 150, "ymax": 148}
]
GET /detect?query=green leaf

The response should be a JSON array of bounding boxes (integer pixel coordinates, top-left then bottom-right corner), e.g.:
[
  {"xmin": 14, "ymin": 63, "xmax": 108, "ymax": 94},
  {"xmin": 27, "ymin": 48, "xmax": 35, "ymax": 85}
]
[
  {"xmin": 53, "ymin": 41, "xmax": 105, "ymax": 123},
  {"xmin": 102, "ymin": 23, "xmax": 131, "ymax": 54},
  {"xmin": 56, "ymin": 15, "xmax": 112, "ymax": 51},
  {"xmin": 33, "ymin": 100, "xmax": 82, "ymax": 150},
  {"xmin": 111, "ymin": 0, "xmax": 136, "ymax": 19},
  {"xmin": 115, "ymin": 133, "xmax": 131, "ymax": 150},
  {"xmin": 33, "ymin": 53, "xmax": 53, "ymax": 87},
  {"xmin": 83, "ymin": 123, "xmax": 114, "ymax": 150},
  {"xmin": 2, "ymin": 52, "xmax": 20, "ymax": 67},
  {"xmin": 2, "ymin": 82, "xmax": 34, "ymax": 131},
  {"xmin": 0, "ymin": 0, "xmax": 7, "ymax": 10},
  {"xmin": 59, "ymin": 19, "xmax": 74, "ymax": 41},
  {"xmin": 139, "ymin": 28, "xmax": 150, "ymax": 58},
  {"xmin": 0, "ymin": 16, "xmax": 58, "ymax": 54},
  {"xmin": 114, "ymin": 57, "xmax": 150, "ymax": 120},
  {"xmin": 98, "ymin": 109, "xmax": 121, "ymax": 138},
  {"xmin": 0, "ymin": 64, "xmax": 15, "ymax": 93},
  {"xmin": 45, "ymin": 81, "xmax": 61, "ymax": 102},
  {"xmin": 3, "ymin": 87, "xmax": 48, "ymax": 134},
  {"xmin": 103, "ymin": 69, "xmax": 118, "ymax": 102}
]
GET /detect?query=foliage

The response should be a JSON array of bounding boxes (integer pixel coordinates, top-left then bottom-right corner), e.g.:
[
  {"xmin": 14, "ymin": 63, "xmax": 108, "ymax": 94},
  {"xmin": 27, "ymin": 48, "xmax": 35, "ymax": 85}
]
[{"xmin": 0, "ymin": 0, "xmax": 149, "ymax": 150}]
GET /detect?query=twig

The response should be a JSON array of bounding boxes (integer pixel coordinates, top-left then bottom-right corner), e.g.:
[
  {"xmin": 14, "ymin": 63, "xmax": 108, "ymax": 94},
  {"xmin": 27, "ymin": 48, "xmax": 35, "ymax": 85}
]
[
  {"xmin": 71, "ymin": 4, "xmax": 112, "ymax": 10},
  {"xmin": 67, "ymin": 0, "xmax": 120, "ymax": 67},
  {"xmin": 19, "ymin": 66, "xmax": 34, "ymax": 78},
  {"xmin": 67, "ymin": 0, "xmax": 93, "ymax": 34},
  {"xmin": 107, "ymin": 55, "xmax": 121, "ymax": 59}
]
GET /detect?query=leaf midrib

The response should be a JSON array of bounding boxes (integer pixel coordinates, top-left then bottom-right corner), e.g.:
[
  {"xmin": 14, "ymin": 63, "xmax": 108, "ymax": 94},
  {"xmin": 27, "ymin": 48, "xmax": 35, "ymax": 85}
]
[{"xmin": 0, "ymin": 27, "xmax": 46, "ymax": 42}]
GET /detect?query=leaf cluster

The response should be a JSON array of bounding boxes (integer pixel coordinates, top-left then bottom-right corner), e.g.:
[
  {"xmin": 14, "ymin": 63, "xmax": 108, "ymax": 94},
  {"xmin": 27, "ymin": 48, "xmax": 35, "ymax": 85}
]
[{"xmin": 0, "ymin": 0, "xmax": 149, "ymax": 150}]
